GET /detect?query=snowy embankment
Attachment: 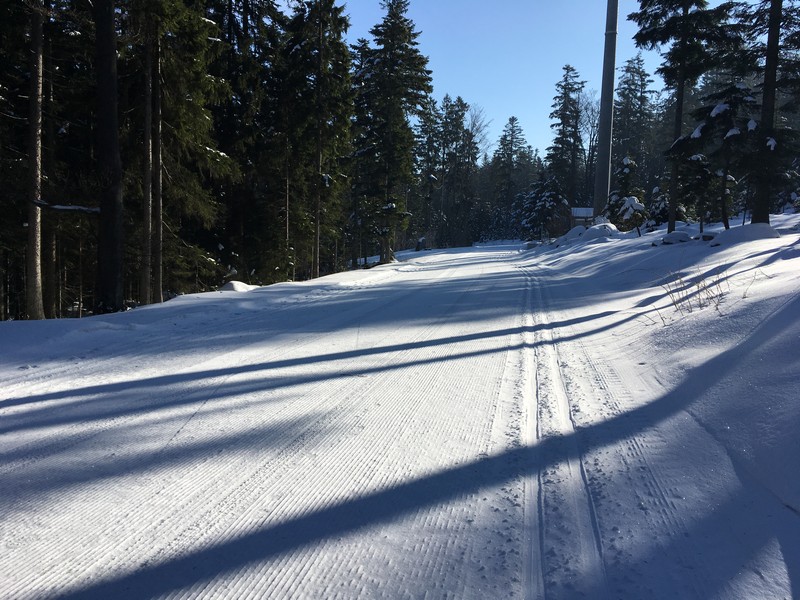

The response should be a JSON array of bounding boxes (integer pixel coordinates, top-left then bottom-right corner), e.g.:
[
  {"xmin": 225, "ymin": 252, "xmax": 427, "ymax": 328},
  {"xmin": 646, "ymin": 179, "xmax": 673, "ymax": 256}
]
[{"xmin": 1, "ymin": 216, "xmax": 799, "ymax": 599}]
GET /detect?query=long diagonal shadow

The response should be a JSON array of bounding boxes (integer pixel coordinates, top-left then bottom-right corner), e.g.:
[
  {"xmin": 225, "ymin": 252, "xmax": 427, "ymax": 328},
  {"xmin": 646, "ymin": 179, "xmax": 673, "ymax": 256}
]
[
  {"xmin": 55, "ymin": 294, "xmax": 800, "ymax": 600},
  {"xmin": 0, "ymin": 312, "xmax": 626, "ymax": 435}
]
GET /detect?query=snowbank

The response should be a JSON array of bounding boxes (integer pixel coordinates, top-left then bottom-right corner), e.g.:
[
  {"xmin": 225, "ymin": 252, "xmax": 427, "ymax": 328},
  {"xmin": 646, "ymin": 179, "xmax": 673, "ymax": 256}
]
[
  {"xmin": 218, "ymin": 280, "xmax": 260, "ymax": 292},
  {"xmin": 709, "ymin": 222, "xmax": 780, "ymax": 246}
]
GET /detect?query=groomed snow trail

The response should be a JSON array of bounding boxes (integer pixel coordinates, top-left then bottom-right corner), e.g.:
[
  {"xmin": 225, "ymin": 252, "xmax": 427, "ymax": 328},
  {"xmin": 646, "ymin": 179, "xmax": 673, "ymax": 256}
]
[
  {"xmin": 3, "ymin": 241, "xmax": 798, "ymax": 599},
  {"xmin": 1, "ymin": 247, "xmax": 533, "ymax": 600}
]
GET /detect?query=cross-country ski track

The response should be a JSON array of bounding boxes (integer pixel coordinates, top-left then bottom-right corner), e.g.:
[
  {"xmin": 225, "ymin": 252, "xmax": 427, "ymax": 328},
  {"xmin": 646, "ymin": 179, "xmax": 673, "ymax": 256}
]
[{"xmin": 2, "ymin": 222, "xmax": 800, "ymax": 599}]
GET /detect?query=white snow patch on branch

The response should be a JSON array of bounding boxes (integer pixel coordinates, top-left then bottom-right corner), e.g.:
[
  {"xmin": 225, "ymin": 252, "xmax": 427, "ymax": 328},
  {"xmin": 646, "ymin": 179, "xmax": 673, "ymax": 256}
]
[{"xmin": 710, "ymin": 103, "xmax": 730, "ymax": 117}]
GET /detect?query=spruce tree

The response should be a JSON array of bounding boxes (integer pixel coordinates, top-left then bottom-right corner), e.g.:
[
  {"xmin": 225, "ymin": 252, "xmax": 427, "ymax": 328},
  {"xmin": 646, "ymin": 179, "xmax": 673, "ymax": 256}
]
[
  {"xmin": 489, "ymin": 116, "xmax": 534, "ymax": 238},
  {"xmin": 438, "ymin": 95, "xmax": 479, "ymax": 246},
  {"xmin": 281, "ymin": 0, "xmax": 353, "ymax": 278},
  {"xmin": 604, "ymin": 157, "xmax": 648, "ymax": 234},
  {"xmin": 412, "ymin": 96, "xmax": 443, "ymax": 242},
  {"xmin": 93, "ymin": 0, "xmax": 125, "ymax": 313},
  {"xmin": 520, "ymin": 171, "xmax": 568, "ymax": 240},
  {"xmin": 751, "ymin": 0, "xmax": 783, "ymax": 224},
  {"xmin": 613, "ymin": 54, "xmax": 655, "ymax": 179},
  {"xmin": 359, "ymin": 0, "xmax": 432, "ymax": 261},
  {"xmin": 209, "ymin": 0, "xmax": 284, "ymax": 282},
  {"xmin": 547, "ymin": 65, "xmax": 586, "ymax": 206},
  {"xmin": 26, "ymin": 0, "xmax": 46, "ymax": 319}
]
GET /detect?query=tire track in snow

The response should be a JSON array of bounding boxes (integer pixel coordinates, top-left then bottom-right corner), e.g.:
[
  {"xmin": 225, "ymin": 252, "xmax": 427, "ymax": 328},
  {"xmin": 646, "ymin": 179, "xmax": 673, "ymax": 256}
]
[
  {"xmin": 520, "ymin": 264, "xmax": 607, "ymax": 599},
  {"xmin": 523, "ymin": 262, "xmax": 711, "ymax": 599}
]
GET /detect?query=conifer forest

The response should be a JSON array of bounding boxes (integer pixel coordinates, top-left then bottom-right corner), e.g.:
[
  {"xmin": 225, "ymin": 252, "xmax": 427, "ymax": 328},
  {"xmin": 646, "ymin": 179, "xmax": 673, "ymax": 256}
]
[{"xmin": 2, "ymin": 0, "xmax": 799, "ymax": 320}]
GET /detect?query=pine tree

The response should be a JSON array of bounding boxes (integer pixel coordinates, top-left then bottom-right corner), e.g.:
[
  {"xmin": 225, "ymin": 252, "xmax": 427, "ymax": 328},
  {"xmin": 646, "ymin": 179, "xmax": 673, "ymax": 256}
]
[
  {"xmin": 208, "ymin": 0, "xmax": 283, "ymax": 282},
  {"xmin": 26, "ymin": 0, "xmax": 46, "ymax": 319},
  {"xmin": 358, "ymin": 0, "xmax": 432, "ymax": 261},
  {"xmin": 0, "ymin": 1, "xmax": 29, "ymax": 318},
  {"xmin": 604, "ymin": 157, "xmax": 648, "ymax": 234},
  {"xmin": 520, "ymin": 171, "xmax": 569, "ymax": 240},
  {"xmin": 751, "ymin": 0, "xmax": 784, "ymax": 224},
  {"xmin": 613, "ymin": 54, "xmax": 655, "ymax": 181},
  {"xmin": 547, "ymin": 65, "xmax": 586, "ymax": 206},
  {"xmin": 281, "ymin": 0, "xmax": 353, "ymax": 278},
  {"xmin": 93, "ymin": 0, "xmax": 125, "ymax": 313},
  {"xmin": 690, "ymin": 80, "xmax": 759, "ymax": 228},
  {"xmin": 411, "ymin": 96, "xmax": 442, "ymax": 242},
  {"xmin": 489, "ymin": 116, "xmax": 535, "ymax": 239},
  {"xmin": 438, "ymin": 95, "xmax": 479, "ymax": 246}
]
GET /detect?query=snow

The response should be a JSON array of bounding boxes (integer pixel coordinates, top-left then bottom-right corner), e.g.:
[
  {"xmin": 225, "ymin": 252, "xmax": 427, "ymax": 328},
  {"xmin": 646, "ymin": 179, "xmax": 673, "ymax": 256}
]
[
  {"xmin": 691, "ymin": 123, "xmax": 704, "ymax": 139},
  {"xmin": 2, "ymin": 215, "xmax": 800, "ymax": 599},
  {"xmin": 218, "ymin": 280, "xmax": 259, "ymax": 292},
  {"xmin": 582, "ymin": 221, "xmax": 619, "ymax": 242},
  {"xmin": 554, "ymin": 225, "xmax": 586, "ymax": 245},
  {"xmin": 709, "ymin": 222, "xmax": 781, "ymax": 246},
  {"xmin": 710, "ymin": 103, "xmax": 730, "ymax": 117},
  {"xmin": 661, "ymin": 230, "xmax": 692, "ymax": 244},
  {"xmin": 620, "ymin": 196, "xmax": 645, "ymax": 221},
  {"xmin": 725, "ymin": 127, "xmax": 741, "ymax": 139}
]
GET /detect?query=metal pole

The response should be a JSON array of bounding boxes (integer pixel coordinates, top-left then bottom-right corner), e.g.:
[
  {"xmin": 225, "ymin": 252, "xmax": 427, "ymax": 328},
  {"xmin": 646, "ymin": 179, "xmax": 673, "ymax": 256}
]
[{"xmin": 593, "ymin": 0, "xmax": 619, "ymax": 217}]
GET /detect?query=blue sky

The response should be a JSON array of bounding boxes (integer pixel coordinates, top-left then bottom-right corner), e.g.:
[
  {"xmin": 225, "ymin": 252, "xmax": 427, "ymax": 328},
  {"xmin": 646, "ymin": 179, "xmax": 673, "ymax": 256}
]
[{"xmin": 342, "ymin": 0, "xmax": 663, "ymax": 156}]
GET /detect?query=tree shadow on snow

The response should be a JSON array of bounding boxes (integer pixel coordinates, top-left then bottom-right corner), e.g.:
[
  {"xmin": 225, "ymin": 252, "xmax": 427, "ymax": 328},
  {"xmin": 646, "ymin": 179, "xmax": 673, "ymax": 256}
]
[{"xmin": 52, "ymin": 294, "xmax": 800, "ymax": 600}]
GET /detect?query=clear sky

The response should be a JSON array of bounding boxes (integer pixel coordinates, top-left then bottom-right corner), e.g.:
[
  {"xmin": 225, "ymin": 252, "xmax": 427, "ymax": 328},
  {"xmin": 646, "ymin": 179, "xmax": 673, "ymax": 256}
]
[{"xmin": 342, "ymin": 0, "xmax": 663, "ymax": 156}]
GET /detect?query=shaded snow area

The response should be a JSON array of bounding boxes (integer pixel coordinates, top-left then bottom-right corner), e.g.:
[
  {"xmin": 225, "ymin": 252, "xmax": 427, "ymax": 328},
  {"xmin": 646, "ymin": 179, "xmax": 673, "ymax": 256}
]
[{"xmin": 2, "ymin": 216, "xmax": 800, "ymax": 599}]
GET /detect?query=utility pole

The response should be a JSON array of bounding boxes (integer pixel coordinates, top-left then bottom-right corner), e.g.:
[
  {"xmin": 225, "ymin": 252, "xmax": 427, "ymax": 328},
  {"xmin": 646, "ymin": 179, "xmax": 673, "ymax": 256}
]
[{"xmin": 593, "ymin": 0, "xmax": 619, "ymax": 218}]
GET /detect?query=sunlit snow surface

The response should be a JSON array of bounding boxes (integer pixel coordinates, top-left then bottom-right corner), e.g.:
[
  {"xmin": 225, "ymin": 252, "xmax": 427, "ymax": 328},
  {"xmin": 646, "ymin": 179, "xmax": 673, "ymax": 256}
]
[{"xmin": 2, "ymin": 214, "xmax": 799, "ymax": 599}]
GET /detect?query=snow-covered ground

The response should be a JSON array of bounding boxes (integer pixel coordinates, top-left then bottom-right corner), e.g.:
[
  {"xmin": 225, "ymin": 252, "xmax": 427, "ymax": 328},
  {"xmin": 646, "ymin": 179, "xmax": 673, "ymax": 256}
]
[{"xmin": 1, "ymin": 214, "xmax": 799, "ymax": 599}]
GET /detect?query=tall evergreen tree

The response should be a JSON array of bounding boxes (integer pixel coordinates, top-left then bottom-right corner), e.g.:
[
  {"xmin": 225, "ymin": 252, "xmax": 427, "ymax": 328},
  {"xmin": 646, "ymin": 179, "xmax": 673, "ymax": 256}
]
[
  {"xmin": 209, "ymin": 0, "xmax": 283, "ymax": 282},
  {"xmin": 487, "ymin": 116, "xmax": 536, "ymax": 239},
  {"xmin": 411, "ymin": 96, "xmax": 442, "ymax": 241},
  {"xmin": 358, "ymin": 0, "xmax": 432, "ymax": 261},
  {"xmin": 93, "ymin": 0, "xmax": 124, "ymax": 313},
  {"xmin": 751, "ymin": 0, "xmax": 784, "ymax": 224},
  {"xmin": 26, "ymin": 0, "xmax": 46, "ymax": 319},
  {"xmin": 437, "ymin": 95, "xmax": 479, "ymax": 246},
  {"xmin": 547, "ymin": 65, "xmax": 586, "ymax": 206},
  {"xmin": 282, "ymin": 0, "xmax": 353, "ymax": 278},
  {"xmin": 613, "ymin": 54, "xmax": 655, "ymax": 176}
]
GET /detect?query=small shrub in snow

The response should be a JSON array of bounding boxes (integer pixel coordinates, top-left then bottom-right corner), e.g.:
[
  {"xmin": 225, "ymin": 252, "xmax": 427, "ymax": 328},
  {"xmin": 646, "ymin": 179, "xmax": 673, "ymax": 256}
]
[{"xmin": 662, "ymin": 268, "xmax": 729, "ymax": 315}]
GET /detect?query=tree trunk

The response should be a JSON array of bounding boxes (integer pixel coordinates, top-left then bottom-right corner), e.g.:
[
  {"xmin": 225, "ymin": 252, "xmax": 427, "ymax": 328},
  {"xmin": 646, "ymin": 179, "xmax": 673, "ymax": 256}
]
[
  {"xmin": 720, "ymin": 159, "xmax": 731, "ymax": 230},
  {"xmin": 668, "ymin": 73, "xmax": 686, "ymax": 234},
  {"xmin": 153, "ymin": 36, "xmax": 164, "ymax": 303},
  {"xmin": 667, "ymin": 6, "xmax": 691, "ymax": 234},
  {"xmin": 314, "ymin": 2, "xmax": 324, "ymax": 279},
  {"xmin": 140, "ymin": 23, "xmax": 153, "ymax": 305},
  {"xmin": 26, "ymin": 0, "xmax": 45, "ymax": 320},
  {"xmin": 93, "ymin": 0, "xmax": 124, "ymax": 313},
  {"xmin": 752, "ymin": 0, "xmax": 782, "ymax": 225},
  {"xmin": 43, "ymin": 11, "xmax": 58, "ymax": 319}
]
